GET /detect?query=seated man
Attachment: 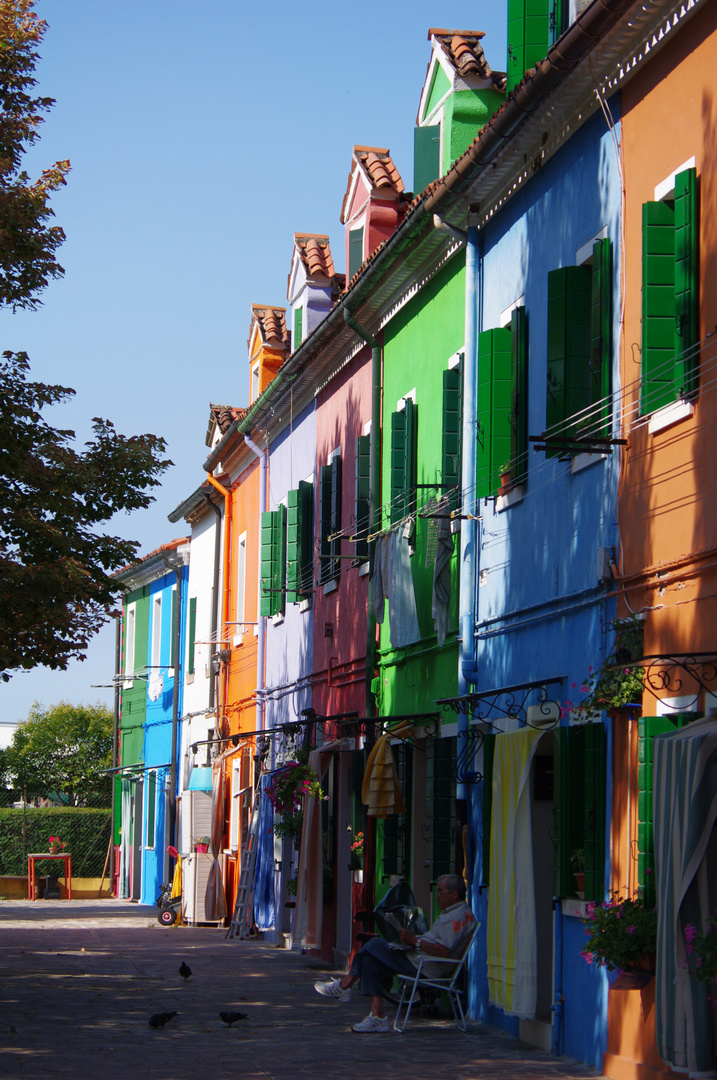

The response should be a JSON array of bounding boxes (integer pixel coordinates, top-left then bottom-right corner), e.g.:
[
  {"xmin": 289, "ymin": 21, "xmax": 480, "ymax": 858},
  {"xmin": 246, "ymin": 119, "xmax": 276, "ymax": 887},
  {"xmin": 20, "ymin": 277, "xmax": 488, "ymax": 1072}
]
[{"xmin": 314, "ymin": 873, "xmax": 476, "ymax": 1033}]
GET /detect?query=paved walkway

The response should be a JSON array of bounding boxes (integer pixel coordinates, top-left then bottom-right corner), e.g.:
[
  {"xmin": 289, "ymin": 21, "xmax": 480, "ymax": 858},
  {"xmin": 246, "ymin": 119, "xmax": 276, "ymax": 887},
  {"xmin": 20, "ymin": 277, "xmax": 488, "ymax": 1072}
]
[{"xmin": 0, "ymin": 899, "xmax": 605, "ymax": 1079}]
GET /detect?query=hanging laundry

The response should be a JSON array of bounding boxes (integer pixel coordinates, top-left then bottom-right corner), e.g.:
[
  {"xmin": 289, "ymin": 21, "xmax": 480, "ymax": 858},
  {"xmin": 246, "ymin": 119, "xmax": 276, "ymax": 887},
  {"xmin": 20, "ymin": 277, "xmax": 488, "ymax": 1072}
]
[
  {"xmin": 386, "ymin": 521, "xmax": 420, "ymax": 648},
  {"xmin": 362, "ymin": 722, "xmax": 412, "ymax": 817}
]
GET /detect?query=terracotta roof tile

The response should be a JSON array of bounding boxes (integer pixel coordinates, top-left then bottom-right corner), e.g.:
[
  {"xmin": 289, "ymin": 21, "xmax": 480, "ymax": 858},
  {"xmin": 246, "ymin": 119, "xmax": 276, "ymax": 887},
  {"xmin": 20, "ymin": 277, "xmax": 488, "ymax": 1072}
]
[
  {"xmin": 250, "ymin": 304, "xmax": 289, "ymax": 348},
  {"xmin": 353, "ymin": 146, "xmax": 404, "ymax": 194},
  {"xmin": 209, "ymin": 403, "xmax": 249, "ymax": 434},
  {"xmin": 293, "ymin": 233, "xmax": 337, "ymax": 280},
  {"xmin": 428, "ymin": 28, "xmax": 506, "ymax": 91}
]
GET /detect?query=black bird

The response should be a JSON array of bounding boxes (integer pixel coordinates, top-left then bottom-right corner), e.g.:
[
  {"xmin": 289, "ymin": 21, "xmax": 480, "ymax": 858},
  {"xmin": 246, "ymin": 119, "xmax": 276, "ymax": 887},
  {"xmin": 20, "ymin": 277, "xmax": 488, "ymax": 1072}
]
[
  {"xmin": 219, "ymin": 1011, "xmax": 248, "ymax": 1027},
  {"xmin": 149, "ymin": 1011, "xmax": 178, "ymax": 1029},
  {"xmin": 179, "ymin": 961, "xmax": 192, "ymax": 981}
]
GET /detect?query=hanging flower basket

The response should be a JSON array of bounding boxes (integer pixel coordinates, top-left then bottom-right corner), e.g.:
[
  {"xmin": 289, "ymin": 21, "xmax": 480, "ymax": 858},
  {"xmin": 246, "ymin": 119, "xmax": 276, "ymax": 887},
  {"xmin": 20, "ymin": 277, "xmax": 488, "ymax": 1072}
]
[
  {"xmin": 581, "ymin": 894, "xmax": 657, "ymax": 980},
  {"xmin": 266, "ymin": 756, "xmax": 325, "ymax": 846}
]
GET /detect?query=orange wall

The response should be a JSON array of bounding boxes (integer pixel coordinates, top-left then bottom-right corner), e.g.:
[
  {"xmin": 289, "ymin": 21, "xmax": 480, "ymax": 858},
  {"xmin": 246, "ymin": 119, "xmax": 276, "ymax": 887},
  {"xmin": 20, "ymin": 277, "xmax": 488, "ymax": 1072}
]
[
  {"xmin": 620, "ymin": 1, "xmax": 717, "ymax": 693},
  {"xmin": 225, "ymin": 456, "xmax": 260, "ymax": 737}
]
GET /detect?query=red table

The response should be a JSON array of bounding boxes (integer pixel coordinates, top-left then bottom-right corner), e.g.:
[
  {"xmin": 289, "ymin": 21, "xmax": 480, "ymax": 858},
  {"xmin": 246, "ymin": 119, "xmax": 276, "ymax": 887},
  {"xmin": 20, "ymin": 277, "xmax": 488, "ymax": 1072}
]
[{"xmin": 27, "ymin": 853, "xmax": 72, "ymax": 900}]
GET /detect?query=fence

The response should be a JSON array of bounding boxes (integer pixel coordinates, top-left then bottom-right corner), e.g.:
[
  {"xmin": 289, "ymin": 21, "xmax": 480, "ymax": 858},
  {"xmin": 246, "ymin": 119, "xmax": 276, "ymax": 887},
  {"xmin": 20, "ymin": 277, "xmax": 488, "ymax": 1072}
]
[{"xmin": 0, "ymin": 788, "xmax": 112, "ymax": 881}]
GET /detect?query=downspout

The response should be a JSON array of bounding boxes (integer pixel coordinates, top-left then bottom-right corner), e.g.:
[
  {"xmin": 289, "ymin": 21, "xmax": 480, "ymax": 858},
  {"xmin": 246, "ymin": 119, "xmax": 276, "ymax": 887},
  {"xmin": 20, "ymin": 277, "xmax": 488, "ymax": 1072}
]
[
  {"xmin": 201, "ymin": 493, "xmax": 223, "ymax": 711},
  {"xmin": 110, "ymin": 611, "xmax": 121, "ymax": 895},
  {"xmin": 243, "ymin": 434, "xmax": 267, "ymax": 737},
  {"xmin": 161, "ymin": 555, "xmax": 183, "ymax": 857},
  {"xmin": 203, "ymin": 474, "xmax": 231, "ymax": 724},
  {"xmin": 343, "ymin": 308, "xmax": 380, "ymax": 721}
]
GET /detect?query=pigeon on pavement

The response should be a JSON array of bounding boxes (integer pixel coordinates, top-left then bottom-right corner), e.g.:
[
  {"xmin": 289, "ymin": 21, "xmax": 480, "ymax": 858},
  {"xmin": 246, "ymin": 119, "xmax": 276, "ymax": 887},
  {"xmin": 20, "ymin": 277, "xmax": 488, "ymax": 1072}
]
[
  {"xmin": 219, "ymin": 1011, "xmax": 248, "ymax": 1026},
  {"xmin": 148, "ymin": 1012, "xmax": 178, "ymax": 1028},
  {"xmin": 179, "ymin": 961, "xmax": 192, "ymax": 981}
]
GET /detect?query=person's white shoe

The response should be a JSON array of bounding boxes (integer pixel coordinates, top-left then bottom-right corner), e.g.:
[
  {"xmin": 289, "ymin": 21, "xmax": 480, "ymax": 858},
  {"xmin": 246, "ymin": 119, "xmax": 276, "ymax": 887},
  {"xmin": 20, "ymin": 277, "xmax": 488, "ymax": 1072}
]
[
  {"xmin": 351, "ymin": 1013, "xmax": 391, "ymax": 1033},
  {"xmin": 314, "ymin": 977, "xmax": 352, "ymax": 1002}
]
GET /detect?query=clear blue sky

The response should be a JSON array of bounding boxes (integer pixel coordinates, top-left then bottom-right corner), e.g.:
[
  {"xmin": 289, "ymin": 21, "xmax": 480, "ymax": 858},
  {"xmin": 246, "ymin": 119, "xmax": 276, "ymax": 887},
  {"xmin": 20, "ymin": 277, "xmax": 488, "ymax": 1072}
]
[{"xmin": 0, "ymin": 0, "xmax": 507, "ymax": 726}]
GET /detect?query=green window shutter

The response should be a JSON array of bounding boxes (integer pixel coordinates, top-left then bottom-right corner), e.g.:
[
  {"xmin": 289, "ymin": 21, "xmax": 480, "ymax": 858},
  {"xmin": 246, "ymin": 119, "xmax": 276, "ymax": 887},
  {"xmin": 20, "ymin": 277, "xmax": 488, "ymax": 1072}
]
[
  {"xmin": 583, "ymin": 722, "xmax": 606, "ymax": 902},
  {"xmin": 510, "ymin": 308, "xmax": 528, "ymax": 484},
  {"xmin": 554, "ymin": 724, "xmax": 606, "ymax": 901},
  {"xmin": 546, "ymin": 265, "xmax": 591, "ymax": 455},
  {"xmin": 298, "ymin": 480, "xmax": 313, "ymax": 598},
  {"xmin": 414, "ymin": 124, "xmax": 441, "ymax": 192},
  {"xmin": 482, "ymin": 733, "xmax": 496, "ymax": 887},
  {"xmin": 674, "ymin": 167, "xmax": 699, "ymax": 396},
  {"xmin": 330, "ymin": 455, "xmax": 342, "ymax": 580},
  {"xmin": 427, "ymin": 737, "xmax": 456, "ymax": 879},
  {"xmin": 354, "ymin": 434, "xmax": 370, "ymax": 562},
  {"xmin": 293, "ymin": 305, "xmax": 303, "ymax": 348},
  {"xmin": 286, "ymin": 488, "xmax": 301, "ymax": 604},
  {"xmin": 146, "ymin": 772, "xmax": 156, "ymax": 848},
  {"xmin": 390, "ymin": 400, "xmax": 416, "ymax": 524},
  {"xmin": 477, "ymin": 327, "xmax": 511, "ymax": 497},
  {"xmin": 260, "ymin": 511, "xmax": 274, "ymax": 616},
  {"xmin": 260, "ymin": 507, "xmax": 286, "ymax": 616},
  {"xmin": 641, "ymin": 199, "xmax": 676, "ymax": 414},
  {"xmin": 319, "ymin": 464, "xmax": 332, "ymax": 585},
  {"xmin": 187, "ymin": 597, "xmax": 197, "ymax": 676},
  {"xmin": 591, "ymin": 237, "xmax": 613, "ymax": 438},
  {"xmin": 348, "ymin": 227, "xmax": 364, "ymax": 281},
  {"xmin": 442, "ymin": 362, "xmax": 463, "ymax": 509},
  {"xmin": 507, "ymin": 0, "xmax": 550, "ymax": 94}
]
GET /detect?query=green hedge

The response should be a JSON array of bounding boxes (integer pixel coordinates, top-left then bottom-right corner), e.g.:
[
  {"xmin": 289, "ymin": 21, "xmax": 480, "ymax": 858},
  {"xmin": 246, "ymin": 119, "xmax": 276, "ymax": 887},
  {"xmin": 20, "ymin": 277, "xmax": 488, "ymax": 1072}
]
[{"xmin": 0, "ymin": 807, "xmax": 111, "ymax": 877}]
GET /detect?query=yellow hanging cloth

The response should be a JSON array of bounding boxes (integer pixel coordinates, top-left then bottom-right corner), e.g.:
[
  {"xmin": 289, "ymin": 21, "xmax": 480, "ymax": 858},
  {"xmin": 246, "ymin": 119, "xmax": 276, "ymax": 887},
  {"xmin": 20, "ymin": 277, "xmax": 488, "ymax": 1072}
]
[
  {"xmin": 362, "ymin": 722, "xmax": 412, "ymax": 817},
  {"xmin": 171, "ymin": 855, "xmax": 184, "ymax": 925}
]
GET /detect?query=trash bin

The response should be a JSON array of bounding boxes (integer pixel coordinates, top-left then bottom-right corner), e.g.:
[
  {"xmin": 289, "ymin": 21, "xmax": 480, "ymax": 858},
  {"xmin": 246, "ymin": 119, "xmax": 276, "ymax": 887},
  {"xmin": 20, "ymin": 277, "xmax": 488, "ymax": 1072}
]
[{"xmin": 44, "ymin": 874, "xmax": 61, "ymax": 899}]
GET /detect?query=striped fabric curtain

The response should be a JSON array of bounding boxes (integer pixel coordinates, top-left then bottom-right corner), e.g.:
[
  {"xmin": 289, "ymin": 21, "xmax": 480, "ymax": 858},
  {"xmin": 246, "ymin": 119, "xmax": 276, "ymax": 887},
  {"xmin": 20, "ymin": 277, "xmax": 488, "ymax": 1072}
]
[
  {"xmin": 654, "ymin": 716, "xmax": 717, "ymax": 1076},
  {"xmin": 487, "ymin": 727, "xmax": 545, "ymax": 1019}
]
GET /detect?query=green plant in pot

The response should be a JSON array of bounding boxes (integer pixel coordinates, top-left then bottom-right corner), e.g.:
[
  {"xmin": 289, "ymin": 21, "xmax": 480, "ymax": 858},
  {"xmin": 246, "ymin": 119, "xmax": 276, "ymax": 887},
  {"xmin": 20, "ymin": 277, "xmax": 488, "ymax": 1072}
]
[{"xmin": 570, "ymin": 848, "xmax": 586, "ymax": 898}]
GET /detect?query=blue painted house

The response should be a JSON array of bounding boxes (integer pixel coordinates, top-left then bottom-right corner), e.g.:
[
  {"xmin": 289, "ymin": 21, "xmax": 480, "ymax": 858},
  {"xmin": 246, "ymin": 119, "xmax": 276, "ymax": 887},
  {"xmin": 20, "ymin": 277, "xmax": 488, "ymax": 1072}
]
[{"xmin": 115, "ymin": 538, "xmax": 190, "ymax": 905}]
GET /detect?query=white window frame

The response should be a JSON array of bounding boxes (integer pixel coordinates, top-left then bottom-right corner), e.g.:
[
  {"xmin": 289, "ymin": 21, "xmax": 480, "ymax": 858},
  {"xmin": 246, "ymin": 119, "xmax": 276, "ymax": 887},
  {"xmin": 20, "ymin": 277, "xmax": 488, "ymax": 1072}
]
[
  {"xmin": 124, "ymin": 603, "xmax": 136, "ymax": 688},
  {"xmin": 233, "ymin": 532, "xmax": 247, "ymax": 646},
  {"xmin": 152, "ymin": 593, "xmax": 162, "ymax": 670}
]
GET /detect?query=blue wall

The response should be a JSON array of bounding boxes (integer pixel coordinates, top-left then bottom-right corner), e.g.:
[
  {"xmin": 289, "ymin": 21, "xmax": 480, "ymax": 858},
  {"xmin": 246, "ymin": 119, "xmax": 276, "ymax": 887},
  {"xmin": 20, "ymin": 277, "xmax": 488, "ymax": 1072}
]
[{"xmin": 465, "ymin": 106, "xmax": 622, "ymax": 1069}]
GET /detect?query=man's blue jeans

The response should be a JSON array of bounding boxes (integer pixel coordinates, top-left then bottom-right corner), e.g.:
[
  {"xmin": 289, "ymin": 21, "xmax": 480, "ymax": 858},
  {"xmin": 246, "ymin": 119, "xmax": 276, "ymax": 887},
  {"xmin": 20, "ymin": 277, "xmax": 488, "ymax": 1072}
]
[{"xmin": 348, "ymin": 937, "xmax": 417, "ymax": 997}]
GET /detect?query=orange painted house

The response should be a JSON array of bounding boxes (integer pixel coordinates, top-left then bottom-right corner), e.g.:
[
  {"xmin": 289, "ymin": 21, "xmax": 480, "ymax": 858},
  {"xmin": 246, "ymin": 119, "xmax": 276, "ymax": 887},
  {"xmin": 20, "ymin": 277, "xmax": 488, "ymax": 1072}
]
[{"xmin": 610, "ymin": 3, "xmax": 717, "ymax": 1077}]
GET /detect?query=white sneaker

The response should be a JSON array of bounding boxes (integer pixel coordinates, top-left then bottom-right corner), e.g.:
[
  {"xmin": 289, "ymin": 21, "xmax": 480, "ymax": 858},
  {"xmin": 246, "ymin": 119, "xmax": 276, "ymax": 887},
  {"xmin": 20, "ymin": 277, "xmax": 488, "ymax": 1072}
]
[
  {"xmin": 314, "ymin": 977, "xmax": 352, "ymax": 1003},
  {"xmin": 352, "ymin": 1013, "xmax": 391, "ymax": 1033}
]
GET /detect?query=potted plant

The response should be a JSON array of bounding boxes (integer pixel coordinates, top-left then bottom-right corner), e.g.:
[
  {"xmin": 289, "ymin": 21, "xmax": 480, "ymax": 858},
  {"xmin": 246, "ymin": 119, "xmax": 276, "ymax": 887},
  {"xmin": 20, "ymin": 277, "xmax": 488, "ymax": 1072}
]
[
  {"xmin": 581, "ymin": 894, "xmax": 657, "ymax": 986},
  {"xmin": 570, "ymin": 848, "xmax": 585, "ymax": 898},
  {"xmin": 563, "ymin": 616, "xmax": 645, "ymax": 722},
  {"xmin": 194, "ymin": 835, "xmax": 210, "ymax": 854},
  {"xmin": 498, "ymin": 461, "xmax": 512, "ymax": 496},
  {"xmin": 266, "ymin": 752, "xmax": 325, "ymax": 847},
  {"xmin": 48, "ymin": 836, "xmax": 66, "ymax": 854}
]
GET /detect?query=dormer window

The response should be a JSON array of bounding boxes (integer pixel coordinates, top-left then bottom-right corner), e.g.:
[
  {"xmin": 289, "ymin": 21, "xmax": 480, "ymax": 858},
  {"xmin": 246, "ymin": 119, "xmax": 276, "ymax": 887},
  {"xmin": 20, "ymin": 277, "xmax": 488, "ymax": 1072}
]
[{"xmin": 340, "ymin": 147, "xmax": 405, "ymax": 280}]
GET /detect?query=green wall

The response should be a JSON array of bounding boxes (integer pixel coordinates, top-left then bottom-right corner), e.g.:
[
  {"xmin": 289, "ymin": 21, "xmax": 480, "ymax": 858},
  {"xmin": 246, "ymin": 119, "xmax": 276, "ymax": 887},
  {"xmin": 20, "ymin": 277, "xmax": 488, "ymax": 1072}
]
[{"xmin": 444, "ymin": 89, "xmax": 505, "ymax": 169}]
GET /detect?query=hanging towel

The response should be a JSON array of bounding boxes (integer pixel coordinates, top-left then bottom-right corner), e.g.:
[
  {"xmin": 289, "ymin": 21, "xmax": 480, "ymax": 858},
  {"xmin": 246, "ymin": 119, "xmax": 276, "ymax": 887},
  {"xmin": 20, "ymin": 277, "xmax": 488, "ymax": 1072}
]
[
  {"xmin": 252, "ymin": 773, "xmax": 276, "ymax": 932},
  {"xmin": 148, "ymin": 670, "xmax": 164, "ymax": 701},
  {"xmin": 362, "ymin": 722, "xmax": 412, "ymax": 817},
  {"xmin": 487, "ymin": 727, "xmax": 545, "ymax": 1019},
  {"xmin": 387, "ymin": 522, "xmax": 420, "ymax": 648},
  {"xmin": 431, "ymin": 496, "xmax": 453, "ymax": 647},
  {"xmin": 654, "ymin": 716, "xmax": 717, "ymax": 1076}
]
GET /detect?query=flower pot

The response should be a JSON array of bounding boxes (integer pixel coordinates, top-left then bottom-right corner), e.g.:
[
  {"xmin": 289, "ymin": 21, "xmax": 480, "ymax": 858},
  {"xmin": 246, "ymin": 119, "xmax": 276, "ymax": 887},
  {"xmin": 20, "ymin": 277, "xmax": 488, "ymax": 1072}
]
[
  {"xmin": 49, "ymin": 845, "xmax": 60, "ymax": 855},
  {"xmin": 195, "ymin": 843, "xmax": 208, "ymax": 854},
  {"xmin": 498, "ymin": 471, "xmax": 512, "ymax": 496},
  {"xmin": 573, "ymin": 871, "xmax": 585, "ymax": 900}
]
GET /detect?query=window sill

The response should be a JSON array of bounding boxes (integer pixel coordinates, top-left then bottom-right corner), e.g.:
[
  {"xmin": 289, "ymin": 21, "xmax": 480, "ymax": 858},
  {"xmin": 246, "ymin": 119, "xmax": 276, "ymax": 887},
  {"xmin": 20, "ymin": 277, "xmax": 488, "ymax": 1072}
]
[
  {"xmin": 186, "ymin": 673, "xmax": 194, "ymax": 685},
  {"xmin": 272, "ymin": 613, "xmax": 284, "ymax": 626},
  {"xmin": 496, "ymin": 484, "xmax": 525, "ymax": 512},
  {"xmin": 323, "ymin": 579, "xmax": 339, "ymax": 596},
  {"xmin": 300, "ymin": 597, "xmax": 312, "ymax": 613},
  {"xmin": 232, "ymin": 634, "xmax": 244, "ymax": 647},
  {"xmin": 358, "ymin": 561, "xmax": 370, "ymax": 577},
  {"xmin": 562, "ymin": 898, "xmax": 590, "ymax": 918},
  {"xmin": 648, "ymin": 398, "xmax": 694, "ymax": 435},
  {"xmin": 571, "ymin": 451, "xmax": 607, "ymax": 474}
]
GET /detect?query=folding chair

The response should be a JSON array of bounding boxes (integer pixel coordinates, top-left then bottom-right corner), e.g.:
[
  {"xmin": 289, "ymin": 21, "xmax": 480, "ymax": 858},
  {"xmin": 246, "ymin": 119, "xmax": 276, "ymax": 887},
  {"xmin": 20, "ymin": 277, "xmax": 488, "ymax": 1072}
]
[{"xmin": 393, "ymin": 921, "xmax": 479, "ymax": 1033}]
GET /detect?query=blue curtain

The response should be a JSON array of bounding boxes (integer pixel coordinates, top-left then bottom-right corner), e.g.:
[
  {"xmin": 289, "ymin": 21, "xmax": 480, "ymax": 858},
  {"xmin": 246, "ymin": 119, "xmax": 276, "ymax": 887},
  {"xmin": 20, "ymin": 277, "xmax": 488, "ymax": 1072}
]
[{"xmin": 252, "ymin": 773, "xmax": 275, "ymax": 932}]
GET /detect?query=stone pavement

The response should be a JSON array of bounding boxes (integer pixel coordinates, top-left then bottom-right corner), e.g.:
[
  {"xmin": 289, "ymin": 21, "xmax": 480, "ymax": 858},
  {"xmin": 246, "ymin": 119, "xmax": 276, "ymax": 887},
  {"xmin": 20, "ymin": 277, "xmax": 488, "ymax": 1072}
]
[{"xmin": 0, "ymin": 898, "xmax": 605, "ymax": 1080}]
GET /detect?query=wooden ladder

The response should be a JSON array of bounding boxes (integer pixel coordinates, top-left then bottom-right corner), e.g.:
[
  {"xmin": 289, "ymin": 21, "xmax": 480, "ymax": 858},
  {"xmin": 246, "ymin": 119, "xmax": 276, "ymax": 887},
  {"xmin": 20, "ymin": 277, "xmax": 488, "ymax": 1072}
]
[{"xmin": 226, "ymin": 797, "xmax": 260, "ymax": 939}]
